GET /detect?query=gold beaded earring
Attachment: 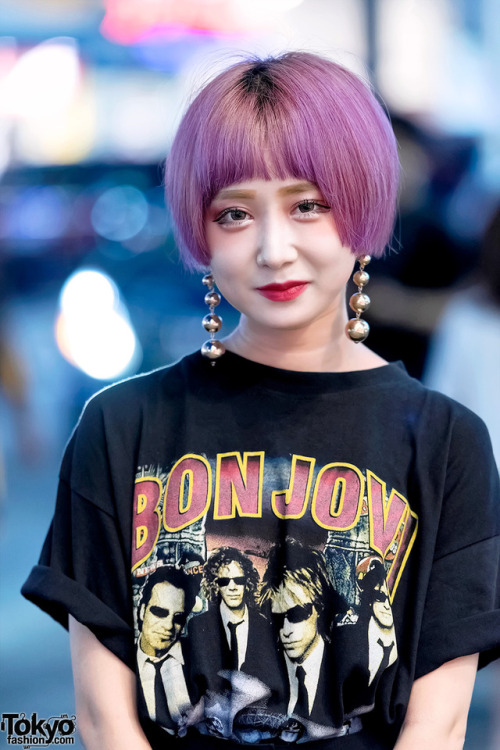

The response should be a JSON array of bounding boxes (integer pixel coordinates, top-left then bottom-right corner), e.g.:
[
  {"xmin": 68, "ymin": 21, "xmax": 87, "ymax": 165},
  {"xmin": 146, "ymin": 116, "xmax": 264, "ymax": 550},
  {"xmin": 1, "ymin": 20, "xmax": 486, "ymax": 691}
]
[
  {"xmin": 201, "ymin": 273, "xmax": 225, "ymax": 362},
  {"xmin": 346, "ymin": 255, "xmax": 371, "ymax": 343}
]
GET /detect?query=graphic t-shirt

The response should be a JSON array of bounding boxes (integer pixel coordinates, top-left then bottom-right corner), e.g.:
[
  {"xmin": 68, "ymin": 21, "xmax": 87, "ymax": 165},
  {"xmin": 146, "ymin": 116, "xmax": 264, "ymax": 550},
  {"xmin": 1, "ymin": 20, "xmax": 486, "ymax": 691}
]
[{"xmin": 22, "ymin": 351, "xmax": 500, "ymax": 749}]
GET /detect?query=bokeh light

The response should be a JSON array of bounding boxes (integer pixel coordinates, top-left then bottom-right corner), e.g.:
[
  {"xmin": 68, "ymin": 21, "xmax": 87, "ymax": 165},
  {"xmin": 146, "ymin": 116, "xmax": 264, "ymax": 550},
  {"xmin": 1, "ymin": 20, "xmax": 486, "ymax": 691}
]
[
  {"xmin": 56, "ymin": 268, "xmax": 142, "ymax": 380},
  {"xmin": 91, "ymin": 185, "xmax": 149, "ymax": 242},
  {"xmin": 1, "ymin": 37, "xmax": 80, "ymax": 119}
]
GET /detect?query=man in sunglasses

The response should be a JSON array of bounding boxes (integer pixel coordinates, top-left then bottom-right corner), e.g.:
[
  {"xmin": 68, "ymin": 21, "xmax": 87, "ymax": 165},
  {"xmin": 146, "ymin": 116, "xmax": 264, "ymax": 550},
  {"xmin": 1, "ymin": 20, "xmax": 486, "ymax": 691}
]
[
  {"xmin": 187, "ymin": 546, "xmax": 274, "ymax": 695},
  {"xmin": 259, "ymin": 539, "xmax": 345, "ymax": 729},
  {"xmin": 341, "ymin": 557, "xmax": 398, "ymax": 717},
  {"xmin": 136, "ymin": 565, "xmax": 198, "ymax": 734},
  {"xmin": 357, "ymin": 558, "xmax": 398, "ymax": 687}
]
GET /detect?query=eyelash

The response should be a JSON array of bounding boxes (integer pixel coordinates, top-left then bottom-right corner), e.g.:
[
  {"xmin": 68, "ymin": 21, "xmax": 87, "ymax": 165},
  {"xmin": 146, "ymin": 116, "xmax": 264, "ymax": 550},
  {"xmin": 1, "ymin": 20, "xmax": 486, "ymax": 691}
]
[{"xmin": 214, "ymin": 200, "xmax": 330, "ymax": 226}]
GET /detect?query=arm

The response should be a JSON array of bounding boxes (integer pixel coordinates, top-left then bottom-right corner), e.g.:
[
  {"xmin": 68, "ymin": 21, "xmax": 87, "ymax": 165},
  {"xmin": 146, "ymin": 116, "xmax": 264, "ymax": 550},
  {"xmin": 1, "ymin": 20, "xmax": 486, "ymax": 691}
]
[
  {"xmin": 69, "ymin": 616, "xmax": 152, "ymax": 750},
  {"xmin": 394, "ymin": 653, "xmax": 478, "ymax": 750}
]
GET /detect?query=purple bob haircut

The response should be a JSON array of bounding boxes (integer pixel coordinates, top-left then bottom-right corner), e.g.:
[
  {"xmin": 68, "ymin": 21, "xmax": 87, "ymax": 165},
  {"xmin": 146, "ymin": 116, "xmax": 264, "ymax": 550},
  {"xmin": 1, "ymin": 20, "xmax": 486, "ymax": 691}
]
[{"xmin": 165, "ymin": 51, "xmax": 399, "ymax": 270}]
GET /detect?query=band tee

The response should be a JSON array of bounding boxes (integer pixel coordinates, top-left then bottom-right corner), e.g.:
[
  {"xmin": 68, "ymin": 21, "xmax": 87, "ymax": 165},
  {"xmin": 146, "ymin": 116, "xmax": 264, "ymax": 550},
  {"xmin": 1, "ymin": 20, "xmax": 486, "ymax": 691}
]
[{"xmin": 22, "ymin": 351, "xmax": 500, "ymax": 749}]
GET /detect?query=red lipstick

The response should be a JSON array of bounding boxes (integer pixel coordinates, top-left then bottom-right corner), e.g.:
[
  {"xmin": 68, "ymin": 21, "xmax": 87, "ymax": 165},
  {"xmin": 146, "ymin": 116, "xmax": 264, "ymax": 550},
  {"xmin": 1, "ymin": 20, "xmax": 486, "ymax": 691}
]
[{"xmin": 256, "ymin": 281, "xmax": 309, "ymax": 302}]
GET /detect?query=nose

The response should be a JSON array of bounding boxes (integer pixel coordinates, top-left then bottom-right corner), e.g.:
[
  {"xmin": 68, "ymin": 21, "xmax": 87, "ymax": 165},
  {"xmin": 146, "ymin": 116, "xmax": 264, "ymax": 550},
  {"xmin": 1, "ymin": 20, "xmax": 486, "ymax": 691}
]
[
  {"xmin": 256, "ymin": 211, "xmax": 297, "ymax": 269},
  {"xmin": 162, "ymin": 614, "xmax": 175, "ymax": 632}
]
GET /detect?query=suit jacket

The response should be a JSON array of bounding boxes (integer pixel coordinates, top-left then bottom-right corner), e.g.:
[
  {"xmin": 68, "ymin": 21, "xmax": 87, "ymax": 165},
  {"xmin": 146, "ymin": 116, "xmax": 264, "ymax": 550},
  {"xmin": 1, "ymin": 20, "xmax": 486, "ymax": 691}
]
[
  {"xmin": 187, "ymin": 604, "xmax": 279, "ymax": 698},
  {"xmin": 136, "ymin": 638, "xmax": 193, "ymax": 732},
  {"xmin": 271, "ymin": 639, "xmax": 344, "ymax": 729},
  {"xmin": 335, "ymin": 618, "xmax": 398, "ymax": 718}
]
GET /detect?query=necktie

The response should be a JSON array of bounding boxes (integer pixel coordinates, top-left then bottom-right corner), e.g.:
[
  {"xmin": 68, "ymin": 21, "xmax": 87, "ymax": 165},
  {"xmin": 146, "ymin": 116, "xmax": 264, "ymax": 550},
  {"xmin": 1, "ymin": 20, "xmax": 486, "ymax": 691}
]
[
  {"xmin": 150, "ymin": 658, "xmax": 175, "ymax": 729},
  {"xmin": 293, "ymin": 664, "xmax": 309, "ymax": 717},
  {"xmin": 227, "ymin": 620, "xmax": 243, "ymax": 670},
  {"xmin": 373, "ymin": 638, "xmax": 394, "ymax": 684}
]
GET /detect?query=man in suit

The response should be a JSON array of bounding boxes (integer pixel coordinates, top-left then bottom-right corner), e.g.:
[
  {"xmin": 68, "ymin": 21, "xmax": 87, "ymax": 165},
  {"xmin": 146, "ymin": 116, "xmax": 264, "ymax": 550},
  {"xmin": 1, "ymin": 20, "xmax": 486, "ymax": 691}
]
[
  {"xmin": 136, "ymin": 565, "xmax": 198, "ymax": 733},
  {"xmin": 355, "ymin": 557, "xmax": 398, "ymax": 686},
  {"xmin": 259, "ymin": 538, "xmax": 345, "ymax": 729},
  {"xmin": 187, "ymin": 546, "xmax": 275, "ymax": 695},
  {"xmin": 339, "ymin": 557, "xmax": 398, "ymax": 717}
]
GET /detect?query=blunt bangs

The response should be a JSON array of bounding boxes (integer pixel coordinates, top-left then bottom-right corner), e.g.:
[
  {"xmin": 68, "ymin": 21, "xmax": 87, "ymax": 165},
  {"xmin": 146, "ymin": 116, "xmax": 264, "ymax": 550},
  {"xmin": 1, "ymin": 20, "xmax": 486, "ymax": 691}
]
[{"xmin": 165, "ymin": 52, "xmax": 400, "ymax": 269}]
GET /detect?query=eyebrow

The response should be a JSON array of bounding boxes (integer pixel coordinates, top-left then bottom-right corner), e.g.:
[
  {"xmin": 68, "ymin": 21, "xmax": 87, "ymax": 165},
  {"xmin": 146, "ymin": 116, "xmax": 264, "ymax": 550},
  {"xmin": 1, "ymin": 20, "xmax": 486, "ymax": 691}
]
[{"xmin": 215, "ymin": 182, "xmax": 317, "ymax": 201}]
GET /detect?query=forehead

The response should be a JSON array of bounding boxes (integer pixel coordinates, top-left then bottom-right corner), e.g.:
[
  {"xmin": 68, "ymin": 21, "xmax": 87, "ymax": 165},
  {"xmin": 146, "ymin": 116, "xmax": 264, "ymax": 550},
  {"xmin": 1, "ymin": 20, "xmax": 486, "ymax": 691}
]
[
  {"xmin": 271, "ymin": 579, "xmax": 313, "ymax": 613},
  {"xmin": 148, "ymin": 582, "xmax": 185, "ymax": 610},
  {"xmin": 217, "ymin": 560, "xmax": 244, "ymax": 578},
  {"xmin": 211, "ymin": 178, "xmax": 320, "ymax": 203}
]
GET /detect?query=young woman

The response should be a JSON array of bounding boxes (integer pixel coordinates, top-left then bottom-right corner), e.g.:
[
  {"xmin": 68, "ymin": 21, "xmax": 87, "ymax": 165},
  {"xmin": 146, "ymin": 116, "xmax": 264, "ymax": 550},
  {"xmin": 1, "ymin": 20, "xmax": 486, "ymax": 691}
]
[{"xmin": 22, "ymin": 52, "xmax": 500, "ymax": 750}]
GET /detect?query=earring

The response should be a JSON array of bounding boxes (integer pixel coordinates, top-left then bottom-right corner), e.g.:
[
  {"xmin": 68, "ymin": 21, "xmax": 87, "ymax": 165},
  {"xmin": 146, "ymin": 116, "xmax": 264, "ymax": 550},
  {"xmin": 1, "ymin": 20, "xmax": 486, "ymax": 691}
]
[
  {"xmin": 346, "ymin": 255, "xmax": 371, "ymax": 343},
  {"xmin": 201, "ymin": 273, "xmax": 225, "ymax": 363}
]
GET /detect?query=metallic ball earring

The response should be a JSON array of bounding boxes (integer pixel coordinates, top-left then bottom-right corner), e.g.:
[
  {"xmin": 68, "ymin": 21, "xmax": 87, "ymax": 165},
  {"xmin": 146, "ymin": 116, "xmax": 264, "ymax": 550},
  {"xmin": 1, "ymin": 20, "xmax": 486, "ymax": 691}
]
[
  {"xmin": 201, "ymin": 272, "xmax": 225, "ymax": 363},
  {"xmin": 346, "ymin": 255, "xmax": 371, "ymax": 343}
]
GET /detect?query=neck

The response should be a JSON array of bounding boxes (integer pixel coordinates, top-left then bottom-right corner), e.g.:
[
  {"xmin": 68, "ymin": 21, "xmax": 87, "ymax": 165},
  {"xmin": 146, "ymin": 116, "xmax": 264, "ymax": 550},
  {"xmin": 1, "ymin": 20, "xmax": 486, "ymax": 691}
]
[
  {"xmin": 223, "ymin": 314, "xmax": 384, "ymax": 373},
  {"xmin": 222, "ymin": 601, "xmax": 246, "ymax": 620}
]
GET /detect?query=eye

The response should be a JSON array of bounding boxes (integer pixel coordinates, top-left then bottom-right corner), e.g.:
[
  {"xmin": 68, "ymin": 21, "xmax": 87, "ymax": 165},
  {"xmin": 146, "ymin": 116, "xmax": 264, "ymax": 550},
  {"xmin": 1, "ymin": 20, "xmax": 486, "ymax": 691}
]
[
  {"xmin": 294, "ymin": 200, "xmax": 330, "ymax": 217},
  {"xmin": 214, "ymin": 208, "xmax": 251, "ymax": 226},
  {"xmin": 150, "ymin": 606, "xmax": 169, "ymax": 618}
]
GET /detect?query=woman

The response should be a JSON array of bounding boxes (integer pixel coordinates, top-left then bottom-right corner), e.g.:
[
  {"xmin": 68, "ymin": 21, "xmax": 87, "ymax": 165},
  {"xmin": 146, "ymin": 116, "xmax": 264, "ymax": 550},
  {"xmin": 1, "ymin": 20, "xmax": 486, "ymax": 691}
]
[{"xmin": 22, "ymin": 52, "xmax": 500, "ymax": 750}]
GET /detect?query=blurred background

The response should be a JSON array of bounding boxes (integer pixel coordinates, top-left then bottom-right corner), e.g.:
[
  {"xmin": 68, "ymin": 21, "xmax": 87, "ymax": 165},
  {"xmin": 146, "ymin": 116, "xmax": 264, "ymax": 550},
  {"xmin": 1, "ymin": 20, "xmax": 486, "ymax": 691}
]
[{"xmin": 0, "ymin": 1, "xmax": 499, "ymax": 747}]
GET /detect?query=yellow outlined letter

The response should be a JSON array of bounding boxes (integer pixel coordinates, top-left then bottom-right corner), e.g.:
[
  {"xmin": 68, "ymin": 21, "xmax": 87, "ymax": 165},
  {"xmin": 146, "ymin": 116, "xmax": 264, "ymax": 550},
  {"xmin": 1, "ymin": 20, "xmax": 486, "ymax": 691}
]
[
  {"xmin": 272, "ymin": 455, "xmax": 315, "ymax": 519},
  {"xmin": 164, "ymin": 454, "xmax": 212, "ymax": 532},
  {"xmin": 214, "ymin": 452, "xmax": 264, "ymax": 520}
]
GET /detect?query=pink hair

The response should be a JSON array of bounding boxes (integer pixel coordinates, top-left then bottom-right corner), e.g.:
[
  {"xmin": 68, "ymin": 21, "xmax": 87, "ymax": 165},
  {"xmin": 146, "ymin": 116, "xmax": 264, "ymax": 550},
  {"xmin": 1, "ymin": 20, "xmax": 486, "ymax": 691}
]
[{"xmin": 165, "ymin": 52, "xmax": 399, "ymax": 269}]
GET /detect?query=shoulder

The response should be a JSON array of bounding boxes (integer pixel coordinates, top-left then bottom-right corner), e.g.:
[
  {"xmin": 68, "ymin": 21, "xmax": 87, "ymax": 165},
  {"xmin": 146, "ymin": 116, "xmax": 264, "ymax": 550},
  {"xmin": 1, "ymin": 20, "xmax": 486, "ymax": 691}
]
[
  {"xmin": 61, "ymin": 352, "xmax": 202, "ymax": 477},
  {"xmin": 422, "ymin": 386, "xmax": 494, "ymax": 459},
  {"xmin": 83, "ymin": 351, "xmax": 201, "ymax": 416},
  {"xmin": 188, "ymin": 607, "xmax": 219, "ymax": 632},
  {"xmin": 71, "ymin": 351, "xmax": 206, "ymax": 444},
  {"xmin": 385, "ymin": 365, "xmax": 493, "ymax": 446},
  {"xmin": 248, "ymin": 607, "xmax": 270, "ymax": 628}
]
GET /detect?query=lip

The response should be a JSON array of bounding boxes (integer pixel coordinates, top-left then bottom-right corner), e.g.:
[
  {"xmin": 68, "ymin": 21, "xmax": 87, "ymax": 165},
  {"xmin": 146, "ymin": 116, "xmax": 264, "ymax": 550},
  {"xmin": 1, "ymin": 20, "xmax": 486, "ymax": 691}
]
[{"xmin": 256, "ymin": 281, "xmax": 309, "ymax": 301}]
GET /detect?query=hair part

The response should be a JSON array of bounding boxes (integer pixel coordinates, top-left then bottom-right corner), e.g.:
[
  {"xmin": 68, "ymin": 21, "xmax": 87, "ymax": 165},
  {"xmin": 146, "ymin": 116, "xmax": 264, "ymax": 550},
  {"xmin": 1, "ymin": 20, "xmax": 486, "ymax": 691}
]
[{"xmin": 165, "ymin": 51, "xmax": 400, "ymax": 269}]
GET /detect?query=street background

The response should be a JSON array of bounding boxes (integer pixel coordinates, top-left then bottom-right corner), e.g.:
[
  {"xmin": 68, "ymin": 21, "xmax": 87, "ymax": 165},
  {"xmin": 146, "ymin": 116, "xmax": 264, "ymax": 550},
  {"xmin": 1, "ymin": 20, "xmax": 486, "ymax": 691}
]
[{"xmin": 1, "ymin": 1, "xmax": 499, "ymax": 747}]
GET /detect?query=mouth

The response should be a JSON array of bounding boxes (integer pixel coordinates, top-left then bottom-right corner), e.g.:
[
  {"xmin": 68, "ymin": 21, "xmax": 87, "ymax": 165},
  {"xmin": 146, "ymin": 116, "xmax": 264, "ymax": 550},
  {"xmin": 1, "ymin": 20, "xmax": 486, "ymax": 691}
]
[{"xmin": 256, "ymin": 281, "xmax": 309, "ymax": 302}]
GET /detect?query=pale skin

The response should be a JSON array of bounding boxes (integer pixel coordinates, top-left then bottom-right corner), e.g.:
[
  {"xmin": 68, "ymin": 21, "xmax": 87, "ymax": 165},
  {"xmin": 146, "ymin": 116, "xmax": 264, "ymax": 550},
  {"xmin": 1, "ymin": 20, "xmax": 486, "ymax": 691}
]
[
  {"xmin": 217, "ymin": 560, "xmax": 246, "ymax": 619},
  {"xmin": 70, "ymin": 177, "xmax": 479, "ymax": 749}
]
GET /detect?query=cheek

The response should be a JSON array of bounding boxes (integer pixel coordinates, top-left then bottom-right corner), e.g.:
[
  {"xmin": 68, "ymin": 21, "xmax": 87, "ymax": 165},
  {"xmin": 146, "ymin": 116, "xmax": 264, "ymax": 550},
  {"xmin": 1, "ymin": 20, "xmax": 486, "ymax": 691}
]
[
  {"xmin": 305, "ymin": 615, "xmax": 318, "ymax": 639},
  {"xmin": 206, "ymin": 226, "xmax": 256, "ymax": 276},
  {"xmin": 209, "ymin": 254, "xmax": 240, "ymax": 289}
]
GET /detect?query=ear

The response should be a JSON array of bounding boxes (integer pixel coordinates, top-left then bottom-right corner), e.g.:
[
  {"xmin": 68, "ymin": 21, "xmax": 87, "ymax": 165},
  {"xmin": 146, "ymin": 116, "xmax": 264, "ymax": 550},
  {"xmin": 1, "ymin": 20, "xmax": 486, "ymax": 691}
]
[{"xmin": 139, "ymin": 603, "xmax": 145, "ymax": 623}]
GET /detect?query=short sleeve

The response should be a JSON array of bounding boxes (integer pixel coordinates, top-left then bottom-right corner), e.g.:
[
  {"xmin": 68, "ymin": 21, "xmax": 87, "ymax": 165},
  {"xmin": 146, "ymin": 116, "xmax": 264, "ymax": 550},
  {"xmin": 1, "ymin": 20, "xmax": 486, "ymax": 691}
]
[
  {"xmin": 415, "ymin": 409, "xmax": 500, "ymax": 678},
  {"xmin": 21, "ymin": 394, "xmax": 136, "ymax": 669}
]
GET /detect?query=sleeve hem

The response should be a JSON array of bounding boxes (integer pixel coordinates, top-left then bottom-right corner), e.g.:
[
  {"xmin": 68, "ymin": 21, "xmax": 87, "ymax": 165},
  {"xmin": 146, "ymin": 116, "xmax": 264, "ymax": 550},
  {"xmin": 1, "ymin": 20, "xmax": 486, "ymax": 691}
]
[
  {"xmin": 415, "ymin": 610, "xmax": 500, "ymax": 679},
  {"xmin": 21, "ymin": 564, "xmax": 135, "ymax": 670}
]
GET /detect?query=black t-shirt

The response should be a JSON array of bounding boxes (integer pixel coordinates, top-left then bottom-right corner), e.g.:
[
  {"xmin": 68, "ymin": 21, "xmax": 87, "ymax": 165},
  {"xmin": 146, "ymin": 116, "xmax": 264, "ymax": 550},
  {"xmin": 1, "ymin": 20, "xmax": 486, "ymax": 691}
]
[{"xmin": 22, "ymin": 351, "xmax": 500, "ymax": 749}]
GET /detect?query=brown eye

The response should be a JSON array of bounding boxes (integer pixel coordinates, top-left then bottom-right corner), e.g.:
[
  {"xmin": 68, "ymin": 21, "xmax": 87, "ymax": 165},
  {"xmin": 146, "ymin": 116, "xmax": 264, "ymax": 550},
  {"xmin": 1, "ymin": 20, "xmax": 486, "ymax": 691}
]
[
  {"xmin": 214, "ymin": 208, "xmax": 250, "ymax": 224},
  {"xmin": 229, "ymin": 209, "xmax": 247, "ymax": 221},
  {"xmin": 297, "ymin": 201, "xmax": 316, "ymax": 213}
]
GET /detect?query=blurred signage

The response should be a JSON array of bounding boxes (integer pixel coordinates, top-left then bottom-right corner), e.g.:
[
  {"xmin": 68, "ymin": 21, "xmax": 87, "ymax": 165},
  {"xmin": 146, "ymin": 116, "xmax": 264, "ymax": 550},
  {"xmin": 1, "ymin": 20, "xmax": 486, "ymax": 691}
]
[{"xmin": 101, "ymin": 0, "xmax": 304, "ymax": 43}]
